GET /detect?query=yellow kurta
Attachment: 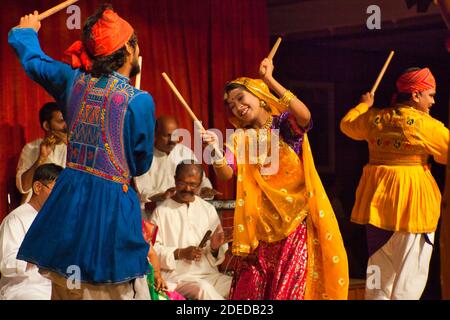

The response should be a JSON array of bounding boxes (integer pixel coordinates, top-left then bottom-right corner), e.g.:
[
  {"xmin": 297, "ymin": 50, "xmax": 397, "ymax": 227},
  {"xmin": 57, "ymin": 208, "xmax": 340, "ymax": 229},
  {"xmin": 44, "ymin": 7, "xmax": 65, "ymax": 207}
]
[{"xmin": 340, "ymin": 103, "xmax": 449, "ymax": 233}]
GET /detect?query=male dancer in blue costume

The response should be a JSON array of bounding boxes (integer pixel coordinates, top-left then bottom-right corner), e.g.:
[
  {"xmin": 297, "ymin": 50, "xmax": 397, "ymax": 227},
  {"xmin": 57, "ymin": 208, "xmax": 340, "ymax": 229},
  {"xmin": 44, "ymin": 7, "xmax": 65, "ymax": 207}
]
[{"xmin": 8, "ymin": 4, "xmax": 155, "ymax": 299}]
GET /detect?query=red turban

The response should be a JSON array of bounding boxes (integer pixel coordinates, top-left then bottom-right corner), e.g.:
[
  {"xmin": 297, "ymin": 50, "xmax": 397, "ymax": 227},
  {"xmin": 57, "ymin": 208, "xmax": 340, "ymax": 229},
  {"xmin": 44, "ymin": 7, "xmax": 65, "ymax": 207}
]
[
  {"xmin": 65, "ymin": 9, "xmax": 134, "ymax": 71},
  {"xmin": 396, "ymin": 68, "xmax": 436, "ymax": 93}
]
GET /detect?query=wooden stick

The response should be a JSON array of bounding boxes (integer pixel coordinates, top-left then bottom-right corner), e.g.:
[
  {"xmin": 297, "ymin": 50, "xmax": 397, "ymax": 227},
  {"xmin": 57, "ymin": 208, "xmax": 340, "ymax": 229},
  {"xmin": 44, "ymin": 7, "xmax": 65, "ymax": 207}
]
[
  {"xmin": 267, "ymin": 37, "xmax": 282, "ymax": 60},
  {"xmin": 38, "ymin": 0, "xmax": 79, "ymax": 21},
  {"xmin": 161, "ymin": 72, "xmax": 224, "ymax": 159},
  {"xmin": 370, "ymin": 51, "xmax": 395, "ymax": 96},
  {"xmin": 162, "ymin": 72, "xmax": 200, "ymax": 124},
  {"xmin": 14, "ymin": 0, "xmax": 79, "ymax": 28},
  {"xmin": 135, "ymin": 56, "xmax": 142, "ymax": 89}
]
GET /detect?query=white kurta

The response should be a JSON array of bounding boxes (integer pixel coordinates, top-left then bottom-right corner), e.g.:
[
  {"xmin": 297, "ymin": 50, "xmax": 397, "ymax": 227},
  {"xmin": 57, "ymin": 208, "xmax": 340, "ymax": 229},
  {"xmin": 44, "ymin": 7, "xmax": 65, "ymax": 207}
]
[
  {"xmin": 16, "ymin": 138, "xmax": 67, "ymax": 203},
  {"xmin": 0, "ymin": 203, "xmax": 52, "ymax": 300},
  {"xmin": 151, "ymin": 197, "xmax": 231, "ymax": 300},
  {"xmin": 134, "ymin": 144, "xmax": 213, "ymax": 205}
]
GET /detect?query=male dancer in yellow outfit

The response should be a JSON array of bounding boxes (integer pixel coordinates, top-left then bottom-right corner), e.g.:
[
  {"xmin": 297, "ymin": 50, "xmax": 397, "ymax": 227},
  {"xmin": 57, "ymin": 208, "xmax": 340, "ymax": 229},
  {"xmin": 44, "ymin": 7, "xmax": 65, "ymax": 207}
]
[{"xmin": 340, "ymin": 67, "xmax": 449, "ymax": 299}]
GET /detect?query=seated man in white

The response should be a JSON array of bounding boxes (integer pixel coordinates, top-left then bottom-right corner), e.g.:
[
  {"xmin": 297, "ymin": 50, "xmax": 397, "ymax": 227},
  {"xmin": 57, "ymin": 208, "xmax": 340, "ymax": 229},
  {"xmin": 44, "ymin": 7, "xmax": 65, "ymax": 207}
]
[
  {"xmin": 134, "ymin": 115, "xmax": 218, "ymax": 216},
  {"xmin": 16, "ymin": 102, "xmax": 67, "ymax": 203},
  {"xmin": 0, "ymin": 163, "xmax": 63, "ymax": 300},
  {"xmin": 151, "ymin": 161, "xmax": 232, "ymax": 300}
]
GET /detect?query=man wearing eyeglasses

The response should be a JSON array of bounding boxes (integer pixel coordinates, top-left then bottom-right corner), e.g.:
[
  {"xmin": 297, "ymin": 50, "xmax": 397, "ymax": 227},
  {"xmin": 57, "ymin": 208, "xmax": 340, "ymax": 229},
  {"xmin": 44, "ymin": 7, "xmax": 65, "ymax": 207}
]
[
  {"xmin": 151, "ymin": 160, "xmax": 232, "ymax": 300},
  {"xmin": 134, "ymin": 115, "xmax": 219, "ymax": 218},
  {"xmin": 0, "ymin": 164, "xmax": 63, "ymax": 300}
]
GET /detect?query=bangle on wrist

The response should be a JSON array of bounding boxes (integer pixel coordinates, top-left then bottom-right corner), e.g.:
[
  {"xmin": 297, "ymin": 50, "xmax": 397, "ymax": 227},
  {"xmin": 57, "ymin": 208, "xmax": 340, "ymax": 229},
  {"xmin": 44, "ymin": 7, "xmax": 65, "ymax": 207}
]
[
  {"xmin": 212, "ymin": 157, "xmax": 227, "ymax": 169},
  {"xmin": 279, "ymin": 90, "xmax": 296, "ymax": 109}
]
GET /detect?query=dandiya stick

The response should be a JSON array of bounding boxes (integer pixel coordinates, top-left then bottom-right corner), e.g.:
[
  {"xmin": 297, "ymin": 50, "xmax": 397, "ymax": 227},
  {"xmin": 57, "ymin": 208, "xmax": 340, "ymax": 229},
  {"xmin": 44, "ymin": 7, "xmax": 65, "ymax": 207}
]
[
  {"xmin": 267, "ymin": 37, "xmax": 282, "ymax": 60},
  {"xmin": 370, "ymin": 51, "xmax": 395, "ymax": 96},
  {"xmin": 161, "ymin": 72, "xmax": 224, "ymax": 159},
  {"xmin": 15, "ymin": 0, "xmax": 79, "ymax": 27},
  {"xmin": 135, "ymin": 56, "xmax": 142, "ymax": 89},
  {"xmin": 38, "ymin": 0, "xmax": 79, "ymax": 20}
]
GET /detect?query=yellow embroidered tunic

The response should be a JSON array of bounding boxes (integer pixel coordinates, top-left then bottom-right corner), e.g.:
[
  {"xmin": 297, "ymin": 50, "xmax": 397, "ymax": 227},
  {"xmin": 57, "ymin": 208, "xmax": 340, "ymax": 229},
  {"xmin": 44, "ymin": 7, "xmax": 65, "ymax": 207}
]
[{"xmin": 340, "ymin": 103, "xmax": 449, "ymax": 233}]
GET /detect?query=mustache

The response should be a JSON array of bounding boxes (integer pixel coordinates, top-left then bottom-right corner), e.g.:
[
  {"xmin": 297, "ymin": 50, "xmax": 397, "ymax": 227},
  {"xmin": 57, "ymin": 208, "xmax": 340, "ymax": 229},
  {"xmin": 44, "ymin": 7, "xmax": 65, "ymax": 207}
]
[{"xmin": 180, "ymin": 191, "xmax": 194, "ymax": 196}]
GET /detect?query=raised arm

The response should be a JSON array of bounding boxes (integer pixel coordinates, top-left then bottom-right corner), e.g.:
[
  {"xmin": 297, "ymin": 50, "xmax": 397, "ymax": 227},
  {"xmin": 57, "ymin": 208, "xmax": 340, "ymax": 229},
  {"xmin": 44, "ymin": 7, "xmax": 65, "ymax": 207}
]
[
  {"xmin": 340, "ymin": 92, "xmax": 374, "ymax": 141},
  {"xmin": 259, "ymin": 58, "xmax": 311, "ymax": 128},
  {"xmin": 8, "ymin": 11, "xmax": 77, "ymax": 105}
]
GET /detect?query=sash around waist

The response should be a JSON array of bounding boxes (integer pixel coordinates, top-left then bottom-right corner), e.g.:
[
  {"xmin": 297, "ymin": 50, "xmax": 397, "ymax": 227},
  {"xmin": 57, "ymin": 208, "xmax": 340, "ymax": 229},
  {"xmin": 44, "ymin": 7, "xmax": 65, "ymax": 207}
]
[
  {"xmin": 368, "ymin": 151, "xmax": 427, "ymax": 166},
  {"xmin": 368, "ymin": 158, "xmax": 427, "ymax": 166},
  {"xmin": 67, "ymin": 162, "xmax": 131, "ymax": 184}
]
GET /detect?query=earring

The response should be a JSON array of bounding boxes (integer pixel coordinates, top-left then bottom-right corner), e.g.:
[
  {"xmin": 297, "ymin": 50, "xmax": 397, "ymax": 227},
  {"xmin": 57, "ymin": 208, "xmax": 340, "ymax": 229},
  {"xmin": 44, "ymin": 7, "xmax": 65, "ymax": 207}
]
[
  {"xmin": 260, "ymin": 100, "xmax": 267, "ymax": 109},
  {"xmin": 260, "ymin": 100, "xmax": 271, "ymax": 112}
]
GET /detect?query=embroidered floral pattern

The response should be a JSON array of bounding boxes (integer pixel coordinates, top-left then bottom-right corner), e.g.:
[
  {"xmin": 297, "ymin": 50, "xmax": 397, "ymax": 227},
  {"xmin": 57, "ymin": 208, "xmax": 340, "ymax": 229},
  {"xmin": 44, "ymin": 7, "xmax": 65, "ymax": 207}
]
[{"xmin": 67, "ymin": 74, "xmax": 133, "ymax": 184}]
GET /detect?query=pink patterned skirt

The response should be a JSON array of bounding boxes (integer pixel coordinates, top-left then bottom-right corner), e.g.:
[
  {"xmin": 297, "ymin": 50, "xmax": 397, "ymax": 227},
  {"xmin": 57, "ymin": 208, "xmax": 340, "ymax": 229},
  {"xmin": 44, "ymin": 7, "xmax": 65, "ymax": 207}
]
[{"xmin": 229, "ymin": 222, "xmax": 308, "ymax": 300}]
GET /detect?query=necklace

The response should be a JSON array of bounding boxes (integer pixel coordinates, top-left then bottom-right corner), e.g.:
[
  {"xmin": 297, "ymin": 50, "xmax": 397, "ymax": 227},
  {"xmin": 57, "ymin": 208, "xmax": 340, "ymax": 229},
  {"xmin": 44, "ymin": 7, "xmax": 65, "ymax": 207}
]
[{"xmin": 261, "ymin": 115, "xmax": 273, "ymax": 129}]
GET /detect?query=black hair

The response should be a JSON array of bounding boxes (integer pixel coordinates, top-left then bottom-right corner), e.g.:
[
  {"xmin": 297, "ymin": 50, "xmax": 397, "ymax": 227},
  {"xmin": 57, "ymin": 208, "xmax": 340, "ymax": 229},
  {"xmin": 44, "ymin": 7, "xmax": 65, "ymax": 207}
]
[
  {"xmin": 175, "ymin": 160, "xmax": 204, "ymax": 181},
  {"xmin": 82, "ymin": 4, "xmax": 138, "ymax": 77},
  {"xmin": 39, "ymin": 102, "xmax": 61, "ymax": 129},
  {"xmin": 224, "ymin": 83, "xmax": 248, "ymax": 103},
  {"xmin": 32, "ymin": 163, "xmax": 64, "ymax": 185},
  {"xmin": 223, "ymin": 82, "xmax": 271, "ymax": 114}
]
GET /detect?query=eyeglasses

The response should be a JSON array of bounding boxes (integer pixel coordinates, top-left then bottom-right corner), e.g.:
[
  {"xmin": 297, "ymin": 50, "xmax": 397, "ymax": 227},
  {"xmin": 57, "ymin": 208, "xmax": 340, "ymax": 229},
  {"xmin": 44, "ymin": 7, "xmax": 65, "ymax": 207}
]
[
  {"xmin": 40, "ymin": 181, "xmax": 55, "ymax": 190},
  {"xmin": 175, "ymin": 180, "xmax": 201, "ymax": 188}
]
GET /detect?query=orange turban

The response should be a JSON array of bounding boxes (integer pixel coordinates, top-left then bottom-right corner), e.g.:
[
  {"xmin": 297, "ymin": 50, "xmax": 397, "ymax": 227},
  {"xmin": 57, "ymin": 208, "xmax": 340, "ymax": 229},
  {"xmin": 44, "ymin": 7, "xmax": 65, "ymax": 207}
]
[
  {"xmin": 396, "ymin": 68, "xmax": 436, "ymax": 93},
  {"xmin": 65, "ymin": 9, "xmax": 134, "ymax": 71}
]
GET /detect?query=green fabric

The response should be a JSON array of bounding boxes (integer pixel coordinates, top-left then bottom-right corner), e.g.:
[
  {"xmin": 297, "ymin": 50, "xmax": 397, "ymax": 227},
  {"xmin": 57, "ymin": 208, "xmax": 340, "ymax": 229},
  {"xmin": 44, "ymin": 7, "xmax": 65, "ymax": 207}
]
[{"xmin": 146, "ymin": 263, "xmax": 169, "ymax": 300}]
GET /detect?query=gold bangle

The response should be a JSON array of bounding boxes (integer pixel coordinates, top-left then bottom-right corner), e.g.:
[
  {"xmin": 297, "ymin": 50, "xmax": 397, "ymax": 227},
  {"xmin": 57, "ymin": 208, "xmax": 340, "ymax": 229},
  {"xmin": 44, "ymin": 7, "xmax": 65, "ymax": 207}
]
[
  {"xmin": 213, "ymin": 157, "xmax": 227, "ymax": 169},
  {"xmin": 279, "ymin": 90, "xmax": 296, "ymax": 108}
]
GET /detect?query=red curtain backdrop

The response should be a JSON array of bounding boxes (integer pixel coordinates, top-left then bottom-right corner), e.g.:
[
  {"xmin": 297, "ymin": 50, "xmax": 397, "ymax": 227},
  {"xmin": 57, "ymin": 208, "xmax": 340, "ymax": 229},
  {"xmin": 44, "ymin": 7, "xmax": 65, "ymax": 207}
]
[{"xmin": 0, "ymin": 0, "xmax": 269, "ymax": 222}]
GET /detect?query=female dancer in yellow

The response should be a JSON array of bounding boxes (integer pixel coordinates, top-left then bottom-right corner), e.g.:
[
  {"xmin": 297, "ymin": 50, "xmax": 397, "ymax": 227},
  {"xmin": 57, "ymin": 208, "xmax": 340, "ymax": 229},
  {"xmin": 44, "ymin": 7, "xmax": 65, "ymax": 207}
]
[{"xmin": 202, "ymin": 58, "xmax": 348, "ymax": 299}]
